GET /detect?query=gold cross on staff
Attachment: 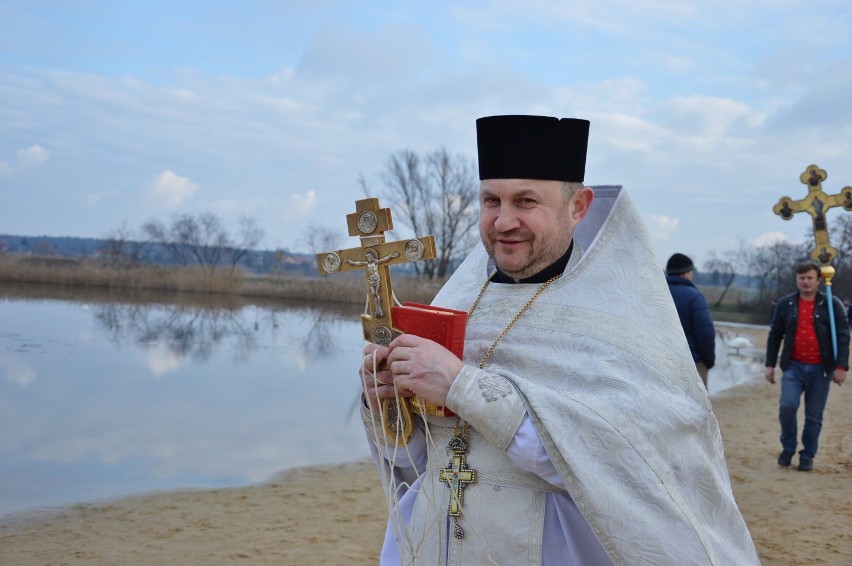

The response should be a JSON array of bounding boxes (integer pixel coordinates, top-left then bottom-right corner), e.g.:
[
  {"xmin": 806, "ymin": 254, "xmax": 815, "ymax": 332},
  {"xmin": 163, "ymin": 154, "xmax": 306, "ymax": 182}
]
[
  {"xmin": 316, "ymin": 197, "xmax": 436, "ymax": 443},
  {"xmin": 772, "ymin": 164, "xmax": 852, "ymax": 265}
]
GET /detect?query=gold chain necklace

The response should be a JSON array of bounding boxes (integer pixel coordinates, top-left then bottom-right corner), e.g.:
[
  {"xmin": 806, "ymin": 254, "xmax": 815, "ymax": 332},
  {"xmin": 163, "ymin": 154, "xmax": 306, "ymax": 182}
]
[
  {"xmin": 441, "ymin": 271, "xmax": 562, "ymax": 540},
  {"xmin": 468, "ymin": 272, "xmax": 562, "ymax": 369}
]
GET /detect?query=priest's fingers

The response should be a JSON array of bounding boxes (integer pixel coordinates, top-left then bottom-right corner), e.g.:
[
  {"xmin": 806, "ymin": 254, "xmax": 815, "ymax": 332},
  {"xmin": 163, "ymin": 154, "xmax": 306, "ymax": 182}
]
[
  {"xmin": 360, "ymin": 363, "xmax": 393, "ymax": 393},
  {"xmin": 361, "ymin": 385, "xmax": 384, "ymax": 411},
  {"xmin": 361, "ymin": 369, "xmax": 392, "ymax": 387},
  {"xmin": 362, "ymin": 344, "xmax": 392, "ymax": 376},
  {"xmin": 389, "ymin": 344, "xmax": 464, "ymax": 408},
  {"xmin": 361, "ymin": 380, "xmax": 413, "ymax": 411},
  {"xmin": 364, "ymin": 342, "xmax": 390, "ymax": 363},
  {"xmin": 387, "ymin": 339, "xmax": 457, "ymax": 374},
  {"xmin": 388, "ymin": 333, "xmax": 433, "ymax": 350},
  {"xmin": 389, "ymin": 360, "xmax": 411, "ymax": 376}
]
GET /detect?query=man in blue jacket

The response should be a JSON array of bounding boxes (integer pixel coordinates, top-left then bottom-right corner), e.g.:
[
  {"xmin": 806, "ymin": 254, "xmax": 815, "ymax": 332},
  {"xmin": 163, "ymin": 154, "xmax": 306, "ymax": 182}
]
[
  {"xmin": 666, "ymin": 253, "xmax": 716, "ymax": 388},
  {"xmin": 765, "ymin": 260, "xmax": 849, "ymax": 471}
]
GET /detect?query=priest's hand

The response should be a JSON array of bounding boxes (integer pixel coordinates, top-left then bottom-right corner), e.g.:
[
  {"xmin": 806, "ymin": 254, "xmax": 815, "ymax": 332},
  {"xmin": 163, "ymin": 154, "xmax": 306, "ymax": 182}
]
[
  {"xmin": 386, "ymin": 334, "xmax": 464, "ymax": 407},
  {"xmin": 360, "ymin": 343, "xmax": 413, "ymax": 411}
]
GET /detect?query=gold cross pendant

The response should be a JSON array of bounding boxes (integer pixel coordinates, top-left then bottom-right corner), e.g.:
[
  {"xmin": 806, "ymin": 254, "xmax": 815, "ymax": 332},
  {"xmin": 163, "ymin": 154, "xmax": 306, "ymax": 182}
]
[{"xmin": 438, "ymin": 434, "xmax": 477, "ymax": 539}]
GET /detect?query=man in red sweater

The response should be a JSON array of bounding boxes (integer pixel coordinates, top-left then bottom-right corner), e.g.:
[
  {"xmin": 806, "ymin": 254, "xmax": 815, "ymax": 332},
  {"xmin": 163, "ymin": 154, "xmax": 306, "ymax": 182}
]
[{"xmin": 765, "ymin": 260, "xmax": 849, "ymax": 471}]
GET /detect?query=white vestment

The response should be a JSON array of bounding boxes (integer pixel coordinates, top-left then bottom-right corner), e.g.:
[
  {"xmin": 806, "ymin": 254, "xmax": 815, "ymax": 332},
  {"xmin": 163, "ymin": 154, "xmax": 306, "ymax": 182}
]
[{"xmin": 363, "ymin": 186, "xmax": 759, "ymax": 565}]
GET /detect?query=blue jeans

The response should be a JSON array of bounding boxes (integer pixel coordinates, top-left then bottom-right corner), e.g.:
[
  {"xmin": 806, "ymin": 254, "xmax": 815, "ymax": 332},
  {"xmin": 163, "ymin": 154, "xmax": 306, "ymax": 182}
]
[{"xmin": 779, "ymin": 362, "xmax": 831, "ymax": 460}]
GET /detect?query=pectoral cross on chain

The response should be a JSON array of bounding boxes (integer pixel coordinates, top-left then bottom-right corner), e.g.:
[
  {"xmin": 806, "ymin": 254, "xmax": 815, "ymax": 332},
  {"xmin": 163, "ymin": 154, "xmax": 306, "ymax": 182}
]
[
  {"xmin": 772, "ymin": 164, "xmax": 852, "ymax": 265},
  {"xmin": 316, "ymin": 197, "xmax": 436, "ymax": 443},
  {"xmin": 439, "ymin": 434, "xmax": 477, "ymax": 539}
]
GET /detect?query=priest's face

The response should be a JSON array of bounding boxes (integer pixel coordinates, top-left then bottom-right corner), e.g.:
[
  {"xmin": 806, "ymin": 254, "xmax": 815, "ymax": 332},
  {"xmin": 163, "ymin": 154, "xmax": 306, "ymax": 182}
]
[{"xmin": 479, "ymin": 179, "xmax": 593, "ymax": 279}]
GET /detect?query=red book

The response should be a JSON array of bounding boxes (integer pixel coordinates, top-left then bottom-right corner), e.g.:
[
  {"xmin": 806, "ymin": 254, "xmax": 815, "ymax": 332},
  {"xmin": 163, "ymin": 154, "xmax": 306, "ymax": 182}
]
[{"xmin": 392, "ymin": 302, "xmax": 467, "ymax": 417}]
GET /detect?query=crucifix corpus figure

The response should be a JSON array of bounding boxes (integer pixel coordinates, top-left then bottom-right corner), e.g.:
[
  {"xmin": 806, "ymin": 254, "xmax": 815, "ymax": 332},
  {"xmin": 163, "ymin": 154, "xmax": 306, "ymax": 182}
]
[
  {"xmin": 316, "ymin": 197, "xmax": 436, "ymax": 442},
  {"xmin": 772, "ymin": 164, "xmax": 852, "ymax": 265},
  {"xmin": 345, "ymin": 248, "xmax": 399, "ymax": 318}
]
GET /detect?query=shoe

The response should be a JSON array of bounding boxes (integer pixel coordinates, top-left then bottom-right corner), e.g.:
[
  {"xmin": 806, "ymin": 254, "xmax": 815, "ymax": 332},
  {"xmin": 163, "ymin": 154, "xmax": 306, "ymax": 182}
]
[
  {"xmin": 797, "ymin": 458, "xmax": 813, "ymax": 472},
  {"xmin": 777, "ymin": 450, "xmax": 794, "ymax": 467}
]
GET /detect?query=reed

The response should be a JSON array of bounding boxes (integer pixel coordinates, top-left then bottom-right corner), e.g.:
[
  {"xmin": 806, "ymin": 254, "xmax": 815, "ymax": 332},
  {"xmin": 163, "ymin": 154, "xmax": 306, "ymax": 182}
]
[
  {"xmin": 240, "ymin": 272, "xmax": 444, "ymax": 305},
  {"xmin": 0, "ymin": 255, "xmax": 444, "ymax": 305},
  {"xmin": 0, "ymin": 255, "xmax": 242, "ymax": 294}
]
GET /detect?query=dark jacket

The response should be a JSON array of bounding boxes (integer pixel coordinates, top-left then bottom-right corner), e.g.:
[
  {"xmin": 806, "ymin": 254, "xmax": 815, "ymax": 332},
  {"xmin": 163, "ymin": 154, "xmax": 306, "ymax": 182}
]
[
  {"xmin": 765, "ymin": 290, "xmax": 851, "ymax": 373},
  {"xmin": 666, "ymin": 275, "xmax": 715, "ymax": 369}
]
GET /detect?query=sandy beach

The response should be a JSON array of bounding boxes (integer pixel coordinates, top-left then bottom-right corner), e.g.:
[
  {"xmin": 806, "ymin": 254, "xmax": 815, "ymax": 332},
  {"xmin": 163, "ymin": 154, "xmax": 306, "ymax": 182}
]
[{"xmin": 2, "ymin": 326, "xmax": 850, "ymax": 565}]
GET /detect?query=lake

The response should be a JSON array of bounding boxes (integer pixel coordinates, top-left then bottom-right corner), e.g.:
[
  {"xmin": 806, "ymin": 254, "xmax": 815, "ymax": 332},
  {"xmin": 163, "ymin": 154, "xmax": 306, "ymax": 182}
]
[
  {"xmin": 0, "ymin": 290, "xmax": 368, "ymax": 518},
  {"xmin": 0, "ymin": 288, "xmax": 764, "ymax": 519}
]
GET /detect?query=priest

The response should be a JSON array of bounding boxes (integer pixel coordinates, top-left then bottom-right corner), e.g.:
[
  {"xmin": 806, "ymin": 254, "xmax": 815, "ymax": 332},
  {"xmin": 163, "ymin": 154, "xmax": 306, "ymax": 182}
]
[{"xmin": 360, "ymin": 115, "xmax": 759, "ymax": 565}]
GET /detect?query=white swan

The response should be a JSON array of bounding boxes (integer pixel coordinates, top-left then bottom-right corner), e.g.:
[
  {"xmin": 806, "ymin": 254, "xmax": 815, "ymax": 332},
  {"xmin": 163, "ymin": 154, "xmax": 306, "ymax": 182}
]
[{"xmin": 719, "ymin": 331, "xmax": 753, "ymax": 355}]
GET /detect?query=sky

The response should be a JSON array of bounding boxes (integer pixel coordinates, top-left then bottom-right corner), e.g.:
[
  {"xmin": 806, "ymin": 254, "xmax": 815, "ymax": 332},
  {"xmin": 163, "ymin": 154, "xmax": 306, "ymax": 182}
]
[{"xmin": 2, "ymin": 0, "xmax": 852, "ymax": 269}]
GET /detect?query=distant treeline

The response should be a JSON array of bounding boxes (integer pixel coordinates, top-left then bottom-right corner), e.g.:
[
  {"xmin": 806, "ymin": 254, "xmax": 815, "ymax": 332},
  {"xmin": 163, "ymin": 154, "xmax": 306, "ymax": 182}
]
[
  {"xmin": 0, "ymin": 233, "xmax": 435, "ymax": 277},
  {"xmin": 0, "ymin": 233, "xmax": 315, "ymax": 275}
]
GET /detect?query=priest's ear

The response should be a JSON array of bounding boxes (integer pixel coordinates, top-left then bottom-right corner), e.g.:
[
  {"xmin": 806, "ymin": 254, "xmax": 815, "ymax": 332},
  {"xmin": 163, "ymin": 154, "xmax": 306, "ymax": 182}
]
[{"xmin": 568, "ymin": 186, "xmax": 594, "ymax": 227}]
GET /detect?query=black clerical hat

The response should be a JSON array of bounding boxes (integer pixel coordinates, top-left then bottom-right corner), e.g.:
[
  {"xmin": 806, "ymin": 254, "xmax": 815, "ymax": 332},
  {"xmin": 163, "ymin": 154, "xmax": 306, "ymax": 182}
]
[{"xmin": 476, "ymin": 115, "xmax": 590, "ymax": 182}]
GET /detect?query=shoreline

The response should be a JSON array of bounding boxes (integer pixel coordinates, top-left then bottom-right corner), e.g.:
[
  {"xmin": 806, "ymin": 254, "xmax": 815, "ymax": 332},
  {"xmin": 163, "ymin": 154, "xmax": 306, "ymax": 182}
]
[{"xmin": 3, "ymin": 344, "xmax": 851, "ymax": 563}]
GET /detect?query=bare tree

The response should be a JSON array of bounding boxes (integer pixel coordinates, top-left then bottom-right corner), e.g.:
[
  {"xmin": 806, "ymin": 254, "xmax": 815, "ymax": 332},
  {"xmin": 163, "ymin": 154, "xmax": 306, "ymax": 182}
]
[
  {"xmin": 746, "ymin": 240, "xmax": 808, "ymax": 301},
  {"xmin": 704, "ymin": 241, "xmax": 748, "ymax": 308},
  {"xmin": 298, "ymin": 223, "xmax": 345, "ymax": 254},
  {"xmin": 189, "ymin": 213, "xmax": 230, "ymax": 273},
  {"xmin": 370, "ymin": 147, "xmax": 478, "ymax": 278},
  {"xmin": 142, "ymin": 212, "xmax": 263, "ymax": 275},
  {"xmin": 227, "ymin": 216, "xmax": 265, "ymax": 275},
  {"xmin": 102, "ymin": 221, "xmax": 133, "ymax": 266},
  {"xmin": 102, "ymin": 220, "xmax": 148, "ymax": 266},
  {"xmin": 143, "ymin": 218, "xmax": 194, "ymax": 267}
]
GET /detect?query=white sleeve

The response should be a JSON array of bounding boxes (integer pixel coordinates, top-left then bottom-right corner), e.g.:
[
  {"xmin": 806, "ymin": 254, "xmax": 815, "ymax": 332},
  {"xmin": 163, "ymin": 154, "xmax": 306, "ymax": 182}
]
[
  {"xmin": 505, "ymin": 414, "xmax": 565, "ymax": 489},
  {"xmin": 445, "ymin": 367, "xmax": 563, "ymax": 488}
]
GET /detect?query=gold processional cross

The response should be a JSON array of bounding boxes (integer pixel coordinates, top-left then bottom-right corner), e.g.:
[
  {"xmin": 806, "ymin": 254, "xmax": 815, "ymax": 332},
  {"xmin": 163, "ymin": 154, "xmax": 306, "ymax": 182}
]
[
  {"xmin": 773, "ymin": 164, "xmax": 851, "ymax": 359},
  {"xmin": 316, "ymin": 198, "xmax": 436, "ymax": 443},
  {"xmin": 772, "ymin": 164, "xmax": 852, "ymax": 265}
]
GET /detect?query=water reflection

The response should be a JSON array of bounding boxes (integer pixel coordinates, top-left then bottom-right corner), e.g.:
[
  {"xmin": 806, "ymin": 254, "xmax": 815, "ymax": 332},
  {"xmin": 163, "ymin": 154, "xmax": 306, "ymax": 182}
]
[
  {"xmin": 0, "ymin": 287, "xmax": 368, "ymax": 518},
  {"xmin": 93, "ymin": 303, "xmax": 258, "ymax": 362}
]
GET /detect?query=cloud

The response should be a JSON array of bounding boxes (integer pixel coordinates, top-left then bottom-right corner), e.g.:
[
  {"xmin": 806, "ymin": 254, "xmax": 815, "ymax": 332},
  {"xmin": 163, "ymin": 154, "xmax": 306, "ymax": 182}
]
[
  {"xmin": 149, "ymin": 170, "xmax": 200, "ymax": 207},
  {"xmin": 751, "ymin": 231, "xmax": 789, "ymax": 247},
  {"xmin": 288, "ymin": 190, "xmax": 318, "ymax": 216},
  {"xmin": 145, "ymin": 342, "xmax": 184, "ymax": 377},
  {"xmin": 17, "ymin": 145, "xmax": 49, "ymax": 167},
  {"xmin": 0, "ymin": 355, "xmax": 37, "ymax": 388},
  {"xmin": 648, "ymin": 214, "xmax": 681, "ymax": 241},
  {"xmin": 0, "ymin": 145, "xmax": 49, "ymax": 175}
]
